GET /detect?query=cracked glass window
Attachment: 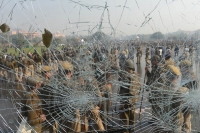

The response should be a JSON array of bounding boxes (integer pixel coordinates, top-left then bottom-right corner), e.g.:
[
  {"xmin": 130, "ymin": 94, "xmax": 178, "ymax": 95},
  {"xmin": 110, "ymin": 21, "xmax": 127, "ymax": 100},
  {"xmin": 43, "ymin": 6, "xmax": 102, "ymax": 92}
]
[{"xmin": 0, "ymin": 0, "xmax": 200, "ymax": 133}]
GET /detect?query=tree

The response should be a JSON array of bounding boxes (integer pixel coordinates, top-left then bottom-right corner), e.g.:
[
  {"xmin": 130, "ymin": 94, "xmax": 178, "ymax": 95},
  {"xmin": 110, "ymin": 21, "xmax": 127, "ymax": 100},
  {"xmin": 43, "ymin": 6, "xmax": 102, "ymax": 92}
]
[
  {"xmin": 92, "ymin": 31, "xmax": 108, "ymax": 41},
  {"xmin": 32, "ymin": 37, "xmax": 42, "ymax": 44},
  {"xmin": 11, "ymin": 34, "xmax": 28, "ymax": 47},
  {"xmin": 150, "ymin": 32, "xmax": 164, "ymax": 40},
  {"xmin": 53, "ymin": 36, "xmax": 66, "ymax": 46},
  {"xmin": 177, "ymin": 32, "xmax": 187, "ymax": 40},
  {"xmin": 0, "ymin": 33, "xmax": 9, "ymax": 45},
  {"xmin": 66, "ymin": 37, "xmax": 79, "ymax": 44},
  {"xmin": 172, "ymin": 36, "xmax": 178, "ymax": 41}
]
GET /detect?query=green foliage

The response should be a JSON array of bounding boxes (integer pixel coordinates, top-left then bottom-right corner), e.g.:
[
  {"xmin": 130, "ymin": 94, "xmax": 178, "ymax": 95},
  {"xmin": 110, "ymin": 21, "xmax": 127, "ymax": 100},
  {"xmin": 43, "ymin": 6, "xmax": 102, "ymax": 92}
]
[
  {"xmin": 92, "ymin": 31, "xmax": 108, "ymax": 41},
  {"xmin": 66, "ymin": 37, "xmax": 78, "ymax": 44},
  {"xmin": 32, "ymin": 37, "xmax": 42, "ymax": 44},
  {"xmin": 0, "ymin": 33, "xmax": 9, "ymax": 44},
  {"xmin": 53, "ymin": 37, "xmax": 66, "ymax": 46},
  {"xmin": 11, "ymin": 34, "xmax": 29, "ymax": 47},
  {"xmin": 172, "ymin": 36, "xmax": 178, "ymax": 41},
  {"xmin": 150, "ymin": 32, "xmax": 164, "ymax": 40}
]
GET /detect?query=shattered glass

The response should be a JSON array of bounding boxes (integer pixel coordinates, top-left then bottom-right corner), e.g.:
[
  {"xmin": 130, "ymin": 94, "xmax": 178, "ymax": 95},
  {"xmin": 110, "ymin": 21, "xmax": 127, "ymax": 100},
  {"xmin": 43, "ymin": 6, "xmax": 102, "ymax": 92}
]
[{"xmin": 0, "ymin": 0, "xmax": 200, "ymax": 133}]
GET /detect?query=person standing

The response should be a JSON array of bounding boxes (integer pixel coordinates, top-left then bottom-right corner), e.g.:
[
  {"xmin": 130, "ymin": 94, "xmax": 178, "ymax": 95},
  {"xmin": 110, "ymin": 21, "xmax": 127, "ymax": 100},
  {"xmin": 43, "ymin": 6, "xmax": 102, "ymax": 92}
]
[
  {"xmin": 151, "ymin": 46, "xmax": 155, "ymax": 58},
  {"xmin": 33, "ymin": 53, "xmax": 42, "ymax": 74},
  {"xmin": 174, "ymin": 45, "xmax": 179, "ymax": 57},
  {"xmin": 109, "ymin": 48, "xmax": 119, "ymax": 70},
  {"xmin": 179, "ymin": 60, "xmax": 194, "ymax": 132},
  {"xmin": 58, "ymin": 61, "xmax": 82, "ymax": 132},
  {"xmin": 128, "ymin": 45, "xmax": 135, "ymax": 61},
  {"xmin": 21, "ymin": 75, "xmax": 46, "ymax": 133},
  {"xmin": 39, "ymin": 66, "xmax": 59, "ymax": 133},
  {"xmin": 145, "ymin": 48, "xmax": 150, "ymax": 65},
  {"xmin": 119, "ymin": 51, "xmax": 127, "ymax": 68},
  {"xmin": 100, "ymin": 71, "xmax": 113, "ymax": 129},
  {"xmin": 119, "ymin": 60, "xmax": 141, "ymax": 133},
  {"xmin": 145, "ymin": 55, "xmax": 162, "ymax": 86},
  {"xmin": 150, "ymin": 65, "xmax": 189, "ymax": 132},
  {"xmin": 136, "ymin": 47, "xmax": 142, "ymax": 64},
  {"xmin": 155, "ymin": 47, "xmax": 160, "ymax": 58}
]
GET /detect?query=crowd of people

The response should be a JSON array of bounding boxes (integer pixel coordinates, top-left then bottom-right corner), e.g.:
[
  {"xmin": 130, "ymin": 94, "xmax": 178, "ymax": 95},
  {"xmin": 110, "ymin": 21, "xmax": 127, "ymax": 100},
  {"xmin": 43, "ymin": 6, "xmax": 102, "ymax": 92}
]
[{"xmin": 0, "ymin": 39, "xmax": 198, "ymax": 133}]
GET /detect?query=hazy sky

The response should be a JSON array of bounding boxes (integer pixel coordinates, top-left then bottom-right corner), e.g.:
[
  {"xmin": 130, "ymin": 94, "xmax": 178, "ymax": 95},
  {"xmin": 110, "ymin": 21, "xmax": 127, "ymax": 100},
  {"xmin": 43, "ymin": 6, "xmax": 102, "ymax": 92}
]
[{"xmin": 1, "ymin": 0, "xmax": 200, "ymax": 36}]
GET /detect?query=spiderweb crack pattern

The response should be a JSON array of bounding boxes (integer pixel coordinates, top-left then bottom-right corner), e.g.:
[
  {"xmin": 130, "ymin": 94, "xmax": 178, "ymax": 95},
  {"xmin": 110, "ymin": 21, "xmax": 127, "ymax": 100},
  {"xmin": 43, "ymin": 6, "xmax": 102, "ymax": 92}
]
[{"xmin": 1, "ymin": 0, "xmax": 200, "ymax": 133}]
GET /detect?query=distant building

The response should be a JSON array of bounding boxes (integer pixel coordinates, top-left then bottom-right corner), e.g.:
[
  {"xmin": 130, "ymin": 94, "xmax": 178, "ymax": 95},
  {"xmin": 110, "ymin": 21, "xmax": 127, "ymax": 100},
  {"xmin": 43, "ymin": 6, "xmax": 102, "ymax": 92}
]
[
  {"xmin": 11, "ymin": 30, "xmax": 40, "ymax": 38},
  {"xmin": 11, "ymin": 30, "xmax": 65, "ymax": 38},
  {"xmin": 54, "ymin": 31, "xmax": 65, "ymax": 38},
  {"xmin": 11, "ymin": 30, "xmax": 17, "ymax": 35}
]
